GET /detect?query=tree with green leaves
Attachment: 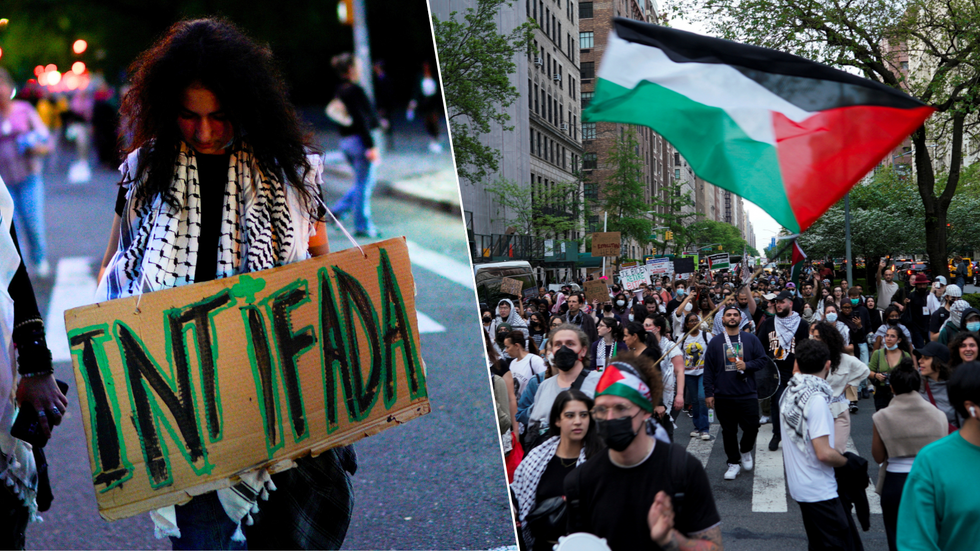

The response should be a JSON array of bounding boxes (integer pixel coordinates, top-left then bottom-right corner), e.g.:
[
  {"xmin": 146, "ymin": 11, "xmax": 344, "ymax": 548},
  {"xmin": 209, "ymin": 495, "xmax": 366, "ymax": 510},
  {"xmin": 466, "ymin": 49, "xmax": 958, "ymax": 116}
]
[
  {"xmin": 433, "ymin": 0, "xmax": 534, "ymax": 185},
  {"xmin": 484, "ymin": 178, "xmax": 581, "ymax": 237},
  {"xmin": 675, "ymin": 0, "xmax": 980, "ymax": 278},
  {"xmin": 650, "ymin": 178, "xmax": 697, "ymax": 255},
  {"xmin": 594, "ymin": 127, "xmax": 653, "ymax": 256},
  {"xmin": 683, "ymin": 219, "xmax": 755, "ymax": 256}
]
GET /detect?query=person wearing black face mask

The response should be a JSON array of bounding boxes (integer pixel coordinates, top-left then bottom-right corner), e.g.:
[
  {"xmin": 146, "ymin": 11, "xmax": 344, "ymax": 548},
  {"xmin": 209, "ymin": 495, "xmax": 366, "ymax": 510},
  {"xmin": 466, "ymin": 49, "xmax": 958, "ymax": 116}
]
[
  {"xmin": 905, "ymin": 273, "xmax": 932, "ymax": 348},
  {"xmin": 565, "ymin": 356, "xmax": 723, "ymax": 551},
  {"xmin": 524, "ymin": 325, "xmax": 601, "ymax": 450},
  {"xmin": 481, "ymin": 307, "xmax": 494, "ymax": 338}
]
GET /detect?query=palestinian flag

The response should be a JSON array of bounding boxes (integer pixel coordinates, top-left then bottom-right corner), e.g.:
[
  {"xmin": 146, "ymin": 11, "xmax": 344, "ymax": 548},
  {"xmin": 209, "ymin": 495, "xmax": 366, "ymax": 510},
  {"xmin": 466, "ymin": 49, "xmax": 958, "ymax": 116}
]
[
  {"xmin": 596, "ymin": 362, "xmax": 653, "ymax": 412},
  {"xmin": 790, "ymin": 240, "xmax": 807, "ymax": 284},
  {"xmin": 585, "ymin": 19, "xmax": 935, "ymax": 233}
]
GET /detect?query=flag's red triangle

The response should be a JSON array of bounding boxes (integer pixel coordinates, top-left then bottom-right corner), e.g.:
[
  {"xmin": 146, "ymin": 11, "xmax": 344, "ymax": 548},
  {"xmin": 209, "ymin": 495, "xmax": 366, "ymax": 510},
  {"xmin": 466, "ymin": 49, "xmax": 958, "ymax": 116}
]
[{"xmin": 596, "ymin": 364, "xmax": 625, "ymax": 393}]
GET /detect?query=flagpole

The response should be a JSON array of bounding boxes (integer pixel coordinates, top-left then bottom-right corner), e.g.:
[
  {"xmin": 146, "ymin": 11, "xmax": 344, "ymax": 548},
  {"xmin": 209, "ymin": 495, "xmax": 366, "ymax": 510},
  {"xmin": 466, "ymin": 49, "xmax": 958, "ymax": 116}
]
[{"xmin": 844, "ymin": 193, "xmax": 853, "ymax": 284}]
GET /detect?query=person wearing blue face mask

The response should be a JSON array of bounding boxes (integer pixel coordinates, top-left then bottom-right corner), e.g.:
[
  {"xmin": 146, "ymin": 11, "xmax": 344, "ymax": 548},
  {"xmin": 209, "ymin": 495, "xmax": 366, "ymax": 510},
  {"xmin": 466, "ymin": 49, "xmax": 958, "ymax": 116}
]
[
  {"xmin": 823, "ymin": 303, "xmax": 852, "ymax": 354},
  {"xmin": 665, "ymin": 281, "xmax": 686, "ymax": 318}
]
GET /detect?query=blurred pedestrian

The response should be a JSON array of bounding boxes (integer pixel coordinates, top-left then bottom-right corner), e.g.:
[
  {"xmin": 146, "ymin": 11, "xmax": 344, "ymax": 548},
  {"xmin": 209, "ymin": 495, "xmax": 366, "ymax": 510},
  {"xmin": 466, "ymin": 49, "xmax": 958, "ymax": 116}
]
[
  {"xmin": 407, "ymin": 61, "xmax": 443, "ymax": 153},
  {"xmin": 0, "ymin": 69, "xmax": 51, "ymax": 278},
  {"xmin": 329, "ymin": 52, "xmax": 382, "ymax": 238},
  {"xmin": 1, "ymin": 174, "xmax": 69, "ymax": 550},
  {"xmin": 97, "ymin": 18, "xmax": 353, "ymax": 549}
]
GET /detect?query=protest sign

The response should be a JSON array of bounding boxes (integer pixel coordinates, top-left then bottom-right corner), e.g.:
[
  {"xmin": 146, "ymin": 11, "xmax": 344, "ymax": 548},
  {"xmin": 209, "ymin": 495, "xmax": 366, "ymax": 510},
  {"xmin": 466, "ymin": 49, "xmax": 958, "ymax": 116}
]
[
  {"xmin": 591, "ymin": 232, "xmax": 621, "ymax": 257},
  {"xmin": 708, "ymin": 253, "xmax": 731, "ymax": 270},
  {"xmin": 619, "ymin": 266, "xmax": 650, "ymax": 291},
  {"xmin": 499, "ymin": 277, "xmax": 523, "ymax": 297},
  {"xmin": 673, "ymin": 257, "xmax": 696, "ymax": 275},
  {"xmin": 65, "ymin": 238, "xmax": 429, "ymax": 520},
  {"xmin": 645, "ymin": 257, "xmax": 673, "ymax": 276},
  {"xmin": 584, "ymin": 280, "xmax": 611, "ymax": 304}
]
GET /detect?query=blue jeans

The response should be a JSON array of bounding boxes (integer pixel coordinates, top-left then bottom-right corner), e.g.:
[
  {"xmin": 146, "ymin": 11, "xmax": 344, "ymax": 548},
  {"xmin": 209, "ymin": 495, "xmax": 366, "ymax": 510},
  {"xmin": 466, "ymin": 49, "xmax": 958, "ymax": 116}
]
[
  {"xmin": 6, "ymin": 173, "xmax": 47, "ymax": 264},
  {"xmin": 331, "ymin": 135, "xmax": 378, "ymax": 235},
  {"xmin": 857, "ymin": 342, "xmax": 869, "ymax": 365},
  {"xmin": 170, "ymin": 492, "xmax": 247, "ymax": 550},
  {"xmin": 685, "ymin": 374, "xmax": 709, "ymax": 433}
]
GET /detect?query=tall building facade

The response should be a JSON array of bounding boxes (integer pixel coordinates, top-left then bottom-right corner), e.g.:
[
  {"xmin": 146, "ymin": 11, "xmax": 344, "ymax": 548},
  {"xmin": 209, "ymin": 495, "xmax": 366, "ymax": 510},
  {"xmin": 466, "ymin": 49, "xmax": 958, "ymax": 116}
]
[{"xmin": 579, "ymin": 0, "xmax": 676, "ymax": 260}]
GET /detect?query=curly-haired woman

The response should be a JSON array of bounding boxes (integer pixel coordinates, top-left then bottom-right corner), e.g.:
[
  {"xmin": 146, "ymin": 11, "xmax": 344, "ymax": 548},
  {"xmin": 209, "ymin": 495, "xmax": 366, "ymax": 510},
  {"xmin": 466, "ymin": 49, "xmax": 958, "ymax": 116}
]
[{"xmin": 95, "ymin": 18, "xmax": 350, "ymax": 550}]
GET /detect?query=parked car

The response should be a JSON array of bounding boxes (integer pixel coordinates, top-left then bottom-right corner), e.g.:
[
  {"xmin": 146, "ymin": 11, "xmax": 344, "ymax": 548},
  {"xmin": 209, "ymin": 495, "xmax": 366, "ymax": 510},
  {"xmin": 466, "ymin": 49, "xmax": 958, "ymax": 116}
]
[{"xmin": 475, "ymin": 261, "xmax": 538, "ymax": 309}]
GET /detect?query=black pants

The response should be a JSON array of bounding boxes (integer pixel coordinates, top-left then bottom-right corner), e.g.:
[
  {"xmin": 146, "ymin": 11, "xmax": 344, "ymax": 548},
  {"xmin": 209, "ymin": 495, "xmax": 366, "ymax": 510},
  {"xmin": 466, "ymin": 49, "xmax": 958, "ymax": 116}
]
[
  {"xmin": 880, "ymin": 471, "xmax": 908, "ymax": 551},
  {"xmin": 1, "ymin": 484, "xmax": 29, "ymax": 551},
  {"xmin": 799, "ymin": 497, "xmax": 861, "ymax": 551},
  {"xmin": 714, "ymin": 396, "xmax": 759, "ymax": 465},
  {"xmin": 771, "ymin": 375, "xmax": 790, "ymax": 439}
]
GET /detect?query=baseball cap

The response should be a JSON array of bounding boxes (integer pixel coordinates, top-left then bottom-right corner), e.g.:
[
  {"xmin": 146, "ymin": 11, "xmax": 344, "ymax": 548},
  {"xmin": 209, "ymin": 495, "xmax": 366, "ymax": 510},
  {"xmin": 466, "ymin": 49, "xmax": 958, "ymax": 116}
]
[
  {"xmin": 914, "ymin": 341, "xmax": 950, "ymax": 365},
  {"xmin": 775, "ymin": 290, "xmax": 794, "ymax": 301},
  {"xmin": 935, "ymin": 275, "xmax": 948, "ymax": 286}
]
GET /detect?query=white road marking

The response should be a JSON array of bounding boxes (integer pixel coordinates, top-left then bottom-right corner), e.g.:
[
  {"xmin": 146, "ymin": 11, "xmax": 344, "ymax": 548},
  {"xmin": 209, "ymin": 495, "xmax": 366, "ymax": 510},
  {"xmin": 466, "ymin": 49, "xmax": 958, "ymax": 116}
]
[
  {"xmin": 685, "ymin": 423, "xmax": 721, "ymax": 468},
  {"xmin": 416, "ymin": 311, "xmax": 446, "ymax": 334},
  {"xmin": 752, "ymin": 423, "xmax": 788, "ymax": 512},
  {"xmin": 46, "ymin": 257, "xmax": 98, "ymax": 362},
  {"xmin": 845, "ymin": 437, "xmax": 883, "ymax": 515},
  {"xmin": 407, "ymin": 240, "xmax": 475, "ymax": 290}
]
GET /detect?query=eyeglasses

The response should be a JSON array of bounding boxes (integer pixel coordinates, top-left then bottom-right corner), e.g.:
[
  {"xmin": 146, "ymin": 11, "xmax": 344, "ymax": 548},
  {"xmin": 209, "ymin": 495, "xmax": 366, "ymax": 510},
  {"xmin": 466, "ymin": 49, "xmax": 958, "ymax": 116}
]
[
  {"xmin": 590, "ymin": 404, "xmax": 637, "ymax": 420},
  {"xmin": 562, "ymin": 411, "xmax": 590, "ymax": 420}
]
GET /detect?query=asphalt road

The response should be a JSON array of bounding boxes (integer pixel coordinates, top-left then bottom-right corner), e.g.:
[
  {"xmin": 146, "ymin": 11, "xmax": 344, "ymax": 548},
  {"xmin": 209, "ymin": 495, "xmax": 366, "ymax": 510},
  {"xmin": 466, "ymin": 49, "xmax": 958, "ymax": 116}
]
[
  {"xmin": 672, "ymin": 393, "xmax": 889, "ymax": 551},
  {"xmin": 21, "ymin": 121, "xmax": 517, "ymax": 550}
]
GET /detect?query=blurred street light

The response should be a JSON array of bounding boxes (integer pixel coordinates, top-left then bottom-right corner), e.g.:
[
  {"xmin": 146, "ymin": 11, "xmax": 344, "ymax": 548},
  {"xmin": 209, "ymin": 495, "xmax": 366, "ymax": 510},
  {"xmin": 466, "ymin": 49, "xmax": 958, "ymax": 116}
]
[
  {"xmin": 72, "ymin": 61, "xmax": 85, "ymax": 74},
  {"xmin": 73, "ymin": 39, "xmax": 87, "ymax": 55}
]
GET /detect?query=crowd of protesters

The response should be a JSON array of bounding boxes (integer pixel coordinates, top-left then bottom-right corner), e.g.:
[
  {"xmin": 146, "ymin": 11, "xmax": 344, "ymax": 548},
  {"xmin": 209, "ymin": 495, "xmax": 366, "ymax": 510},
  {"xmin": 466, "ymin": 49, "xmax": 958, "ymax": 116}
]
[{"xmin": 488, "ymin": 257, "xmax": 980, "ymax": 550}]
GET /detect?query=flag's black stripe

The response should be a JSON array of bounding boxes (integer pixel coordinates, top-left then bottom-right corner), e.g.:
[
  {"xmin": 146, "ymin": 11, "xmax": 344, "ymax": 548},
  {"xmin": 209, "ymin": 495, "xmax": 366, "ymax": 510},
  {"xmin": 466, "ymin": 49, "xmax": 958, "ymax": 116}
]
[{"xmin": 613, "ymin": 18, "xmax": 924, "ymax": 112}]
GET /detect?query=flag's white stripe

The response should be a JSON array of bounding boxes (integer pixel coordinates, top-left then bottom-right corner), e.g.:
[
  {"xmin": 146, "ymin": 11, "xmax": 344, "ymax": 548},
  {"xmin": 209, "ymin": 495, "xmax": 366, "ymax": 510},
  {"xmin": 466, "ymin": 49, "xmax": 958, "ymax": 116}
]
[
  {"xmin": 416, "ymin": 311, "xmax": 446, "ymax": 334},
  {"xmin": 597, "ymin": 33, "xmax": 814, "ymax": 145},
  {"xmin": 845, "ymin": 436, "xmax": 883, "ymax": 515},
  {"xmin": 752, "ymin": 423, "xmax": 788, "ymax": 512}
]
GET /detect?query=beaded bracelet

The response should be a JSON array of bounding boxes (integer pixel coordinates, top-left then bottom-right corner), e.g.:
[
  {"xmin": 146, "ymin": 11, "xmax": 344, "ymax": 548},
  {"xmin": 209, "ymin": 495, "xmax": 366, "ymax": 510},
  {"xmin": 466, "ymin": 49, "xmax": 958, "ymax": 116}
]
[
  {"xmin": 20, "ymin": 370, "xmax": 54, "ymax": 378},
  {"xmin": 13, "ymin": 318, "xmax": 44, "ymax": 332}
]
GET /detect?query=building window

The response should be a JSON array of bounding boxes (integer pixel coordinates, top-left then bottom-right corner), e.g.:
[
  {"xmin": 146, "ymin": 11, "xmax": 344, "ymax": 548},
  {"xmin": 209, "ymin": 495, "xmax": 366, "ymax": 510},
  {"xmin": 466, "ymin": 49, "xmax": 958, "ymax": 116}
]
[
  {"xmin": 583, "ymin": 152, "xmax": 597, "ymax": 169},
  {"xmin": 581, "ymin": 91, "xmax": 593, "ymax": 108},
  {"xmin": 581, "ymin": 62, "xmax": 594, "ymax": 80},
  {"xmin": 580, "ymin": 1, "xmax": 593, "ymax": 18},
  {"xmin": 585, "ymin": 183, "xmax": 598, "ymax": 200},
  {"xmin": 534, "ymin": 84, "xmax": 539, "ymax": 113},
  {"xmin": 559, "ymin": 66, "xmax": 563, "ymax": 89},
  {"xmin": 571, "ymin": 77, "xmax": 576, "ymax": 99},
  {"xmin": 900, "ymin": 61, "xmax": 909, "ymax": 71},
  {"xmin": 674, "ymin": 152, "xmax": 680, "ymax": 164},
  {"xmin": 674, "ymin": 168, "xmax": 680, "ymax": 179},
  {"xmin": 580, "ymin": 31, "xmax": 594, "ymax": 49},
  {"xmin": 582, "ymin": 122, "xmax": 596, "ymax": 140},
  {"xmin": 531, "ymin": 129, "xmax": 535, "ymax": 154}
]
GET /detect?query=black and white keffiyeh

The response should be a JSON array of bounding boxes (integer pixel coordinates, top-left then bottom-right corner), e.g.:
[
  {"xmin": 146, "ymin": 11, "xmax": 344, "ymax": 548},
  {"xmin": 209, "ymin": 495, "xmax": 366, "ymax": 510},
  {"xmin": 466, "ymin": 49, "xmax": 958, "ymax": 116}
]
[
  {"xmin": 779, "ymin": 373, "xmax": 834, "ymax": 453},
  {"xmin": 775, "ymin": 311, "xmax": 802, "ymax": 352},
  {"xmin": 99, "ymin": 142, "xmax": 319, "ymax": 300},
  {"xmin": 511, "ymin": 436, "xmax": 586, "ymax": 546}
]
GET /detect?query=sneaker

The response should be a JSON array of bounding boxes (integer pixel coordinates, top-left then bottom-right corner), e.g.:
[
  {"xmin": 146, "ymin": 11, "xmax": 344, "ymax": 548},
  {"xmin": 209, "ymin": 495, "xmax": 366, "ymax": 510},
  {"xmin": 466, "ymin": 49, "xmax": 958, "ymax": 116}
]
[
  {"xmin": 700, "ymin": 432, "xmax": 711, "ymax": 441},
  {"xmin": 759, "ymin": 415, "xmax": 770, "ymax": 424},
  {"xmin": 690, "ymin": 430, "xmax": 701, "ymax": 438},
  {"xmin": 741, "ymin": 451, "xmax": 754, "ymax": 471},
  {"xmin": 686, "ymin": 410, "xmax": 694, "ymax": 418},
  {"xmin": 35, "ymin": 259, "xmax": 51, "ymax": 278},
  {"xmin": 724, "ymin": 463, "xmax": 741, "ymax": 480},
  {"xmin": 849, "ymin": 402, "xmax": 859, "ymax": 414},
  {"xmin": 768, "ymin": 436, "xmax": 781, "ymax": 452}
]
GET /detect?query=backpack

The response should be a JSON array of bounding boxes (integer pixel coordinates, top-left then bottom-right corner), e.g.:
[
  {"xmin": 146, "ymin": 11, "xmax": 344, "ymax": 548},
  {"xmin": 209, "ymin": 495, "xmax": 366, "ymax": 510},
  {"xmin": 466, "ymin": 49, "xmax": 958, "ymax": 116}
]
[{"xmin": 565, "ymin": 442, "xmax": 690, "ymax": 534}]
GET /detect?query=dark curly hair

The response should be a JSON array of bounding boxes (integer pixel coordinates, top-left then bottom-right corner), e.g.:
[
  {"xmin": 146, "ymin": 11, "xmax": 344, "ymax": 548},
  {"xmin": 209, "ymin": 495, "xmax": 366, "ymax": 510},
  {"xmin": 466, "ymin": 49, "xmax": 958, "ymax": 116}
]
[
  {"xmin": 120, "ymin": 18, "xmax": 319, "ymax": 216},
  {"xmin": 809, "ymin": 321, "xmax": 844, "ymax": 373}
]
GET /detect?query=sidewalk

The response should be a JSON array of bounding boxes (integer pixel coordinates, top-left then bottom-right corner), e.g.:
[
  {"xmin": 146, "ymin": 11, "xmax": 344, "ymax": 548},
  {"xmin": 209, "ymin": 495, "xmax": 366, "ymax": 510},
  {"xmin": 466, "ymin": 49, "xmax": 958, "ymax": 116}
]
[{"xmin": 313, "ymin": 113, "xmax": 461, "ymax": 215}]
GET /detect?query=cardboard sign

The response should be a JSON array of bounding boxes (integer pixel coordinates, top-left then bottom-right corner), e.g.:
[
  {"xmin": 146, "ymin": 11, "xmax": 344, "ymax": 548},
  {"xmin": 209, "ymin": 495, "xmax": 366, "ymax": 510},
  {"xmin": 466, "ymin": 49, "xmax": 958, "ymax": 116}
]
[
  {"xmin": 65, "ymin": 238, "xmax": 429, "ymax": 520},
  {"xmin": 522, "ymin": 286, "xmax": 539, "ymax": 300},
  {"xmin": 592, "ymin": 232, "xmax": 621, "ymax": 257},
  {"xmin": 584, "ymin": 280, "xmax": 611, "ymax": 304},
  {"xmin": 619, "ymin": 266, "xmax": 650, "ymax": 291},
  {"xmin": 708, "ymin": 253, "xmax": 731, "ymax": 270},
  {"xmin": 500, "ymin": 277, "xmax": 523, "ymax": 297},
  {"xmin": 674, "ymin": 257, "xmax": 696, "ymax": 274}
]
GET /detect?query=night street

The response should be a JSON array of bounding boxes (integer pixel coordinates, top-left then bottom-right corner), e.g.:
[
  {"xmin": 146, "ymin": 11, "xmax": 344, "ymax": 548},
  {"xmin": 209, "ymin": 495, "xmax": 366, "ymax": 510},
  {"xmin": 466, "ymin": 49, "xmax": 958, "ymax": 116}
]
[{"xmin": 22, "ymin": 118, "xmax": 517, "ymax": 550}]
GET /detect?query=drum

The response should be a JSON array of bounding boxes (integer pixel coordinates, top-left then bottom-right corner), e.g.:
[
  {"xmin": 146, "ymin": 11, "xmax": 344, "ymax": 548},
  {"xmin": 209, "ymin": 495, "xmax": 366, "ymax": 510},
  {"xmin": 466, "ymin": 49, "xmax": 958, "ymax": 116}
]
[
  {"xmin": 755, "ymin": 356, "xmax": 781, "ymax": 400},
  {"xmin": 554, "ymin": 532, "xmax": 613, "ymax": 551}
]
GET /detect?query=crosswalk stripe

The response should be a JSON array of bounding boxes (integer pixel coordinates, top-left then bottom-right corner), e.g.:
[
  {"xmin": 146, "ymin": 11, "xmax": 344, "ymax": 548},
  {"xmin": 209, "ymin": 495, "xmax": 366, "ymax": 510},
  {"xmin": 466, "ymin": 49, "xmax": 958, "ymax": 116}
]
[
  {"xmin": 684, "ymin": 423, "xmax": 721, "ymax": 468},
  {"xmin": 752, "ymin": 423, "xmax": 789, "ymax": 512},
  {"xmin": 846, "ymin": 437, "xmax": 883, "ymax": 514},
  {"xmin": 406, "ymin": 240, "xmax": 475, "ymax": 290},
  {"xmin": 46, "ymin": 257, "xmax": 98, "ymax": 363},
  {"xmin": 416, "ymin": 311, "xmax": 446, "ymax": 334}
]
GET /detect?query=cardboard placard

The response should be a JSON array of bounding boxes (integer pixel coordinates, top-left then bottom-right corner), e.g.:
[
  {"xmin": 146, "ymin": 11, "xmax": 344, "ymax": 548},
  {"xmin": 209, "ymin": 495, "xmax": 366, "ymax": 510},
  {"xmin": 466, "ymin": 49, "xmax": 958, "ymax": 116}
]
[
  {"xmin": 646, "ymin": 257, "xmax": 673, "ymax": 276},
  {"xmin": 584, "ymin": 280, "xmax": 611, "ymax": 304},
  {"xmin": 619, "ymin": 266, "xmax": 650, "ymax": 291},
  {"xmin": 65, "ymin": 238, "xmax": 429, "ymax": 520},
  {"xmin": 592, "ymin": 232, "xmax": 621, "ymax": 257},
  {"xmin": 499, "ymin": 277, "xmax": 523, "ymax": 297},
  {"xmin": 674, "ymin": 257, "xmax": 696, "ymax": 274},
  {"xmin": 522, "ymin": 286, "xmax": 540, "ymax": 300}
]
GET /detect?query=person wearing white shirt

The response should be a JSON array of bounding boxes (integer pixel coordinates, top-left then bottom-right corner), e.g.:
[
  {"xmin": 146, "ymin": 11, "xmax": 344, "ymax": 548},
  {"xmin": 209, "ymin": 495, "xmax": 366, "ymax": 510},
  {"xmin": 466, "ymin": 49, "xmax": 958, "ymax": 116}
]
[{"xmin": 504, "ymin": 330, "xmax": 546, "ymax": 401}]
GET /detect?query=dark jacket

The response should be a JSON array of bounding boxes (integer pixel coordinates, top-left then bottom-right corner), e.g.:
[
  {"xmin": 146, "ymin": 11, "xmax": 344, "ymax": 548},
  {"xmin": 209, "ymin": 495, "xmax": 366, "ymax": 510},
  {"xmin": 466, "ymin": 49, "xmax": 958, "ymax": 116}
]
[
  {"xmin": 589, "ymin": 338, "xmax": 628, "ymax": 371},
  {"xmin": 757, "ymin": 315, "xmax": 810, "ymax": 377},
  {"xmin": 835, "ymin": 452, "xmax": 871, "ymax": 531},
  {"xmin": 703, "ymin": 331, "xmax": 768, "ymax": 399},
  {"xmin": 568, "ymin": 309, "xmax": 599, "ymax": 345}
]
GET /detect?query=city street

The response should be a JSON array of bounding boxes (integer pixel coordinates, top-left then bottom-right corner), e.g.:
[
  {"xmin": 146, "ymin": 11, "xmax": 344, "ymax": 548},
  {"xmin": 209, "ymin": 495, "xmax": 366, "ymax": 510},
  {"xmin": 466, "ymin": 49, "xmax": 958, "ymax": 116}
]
[
  {"xmin": 21, "ymin": 118, "xmax": 517, "ymax": 550},
  {"xmin": 672, "ymin": 394, "xmax": 888, "ymax": 551}
]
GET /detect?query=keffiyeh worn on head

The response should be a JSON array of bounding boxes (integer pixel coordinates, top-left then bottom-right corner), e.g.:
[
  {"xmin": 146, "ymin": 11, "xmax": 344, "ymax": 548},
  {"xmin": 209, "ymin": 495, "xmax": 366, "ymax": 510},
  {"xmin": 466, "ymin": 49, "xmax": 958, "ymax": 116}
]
[
  {"xmin": 779, "ymin": 373, "xmax": 834, "ymax": 453},
  {"xmin": 492, "ymin": 299, "xmax": 528, "ymax": 339}
]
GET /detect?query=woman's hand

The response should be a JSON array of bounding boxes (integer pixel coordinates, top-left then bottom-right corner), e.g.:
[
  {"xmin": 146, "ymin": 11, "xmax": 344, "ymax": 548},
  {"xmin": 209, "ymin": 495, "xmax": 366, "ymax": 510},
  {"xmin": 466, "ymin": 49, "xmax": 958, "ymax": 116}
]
[{"xmin": 17, "ymin": 374, "xmax": 69, "ymax": 439}]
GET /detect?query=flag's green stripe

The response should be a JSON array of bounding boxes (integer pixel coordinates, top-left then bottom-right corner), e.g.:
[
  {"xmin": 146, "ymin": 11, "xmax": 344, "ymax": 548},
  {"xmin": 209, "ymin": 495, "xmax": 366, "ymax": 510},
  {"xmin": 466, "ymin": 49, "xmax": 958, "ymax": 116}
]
[{"xmin": 585, "ymin": 78, "xmax": 800, "ymax": 233}]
